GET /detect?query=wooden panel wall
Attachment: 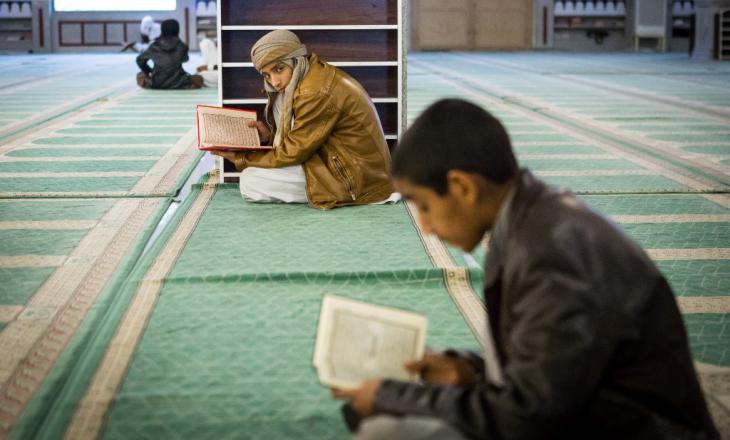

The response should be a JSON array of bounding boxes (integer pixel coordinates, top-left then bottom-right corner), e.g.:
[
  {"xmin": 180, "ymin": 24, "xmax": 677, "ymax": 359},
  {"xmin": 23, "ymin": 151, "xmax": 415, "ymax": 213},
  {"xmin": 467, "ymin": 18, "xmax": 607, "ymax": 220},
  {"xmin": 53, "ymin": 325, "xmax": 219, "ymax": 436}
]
[
  {"xmin": 475, "ymin": 0, "xmax": 532, "ymax": 49},
  {"xmin": 221, "ymin": 0, "xmax": 396, "ymax": 25},
  {"xmin": 222, "ymin": 66, "xmax": 398, "ymax": 99},
  {"xmin": 221, "ymin": 29, "xmax": 397, "ymax": 62},
  {"xmin": 411, "ymin": 0, "xmax": 533, "ymax": 50}
]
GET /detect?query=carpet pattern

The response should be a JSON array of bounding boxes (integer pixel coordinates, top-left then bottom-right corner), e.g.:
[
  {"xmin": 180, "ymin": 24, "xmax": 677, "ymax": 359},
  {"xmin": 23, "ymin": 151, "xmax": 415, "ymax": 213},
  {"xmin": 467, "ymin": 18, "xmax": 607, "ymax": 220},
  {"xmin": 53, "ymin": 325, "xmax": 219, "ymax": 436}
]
[
  {"xmin": 1, "ymin": 52, "xmax": 728, "ymax": 439},
  {"xmin": 0, "ymin": 53, "xmax": 216, "ymax": 437},
  {"xmin": 60, "ymin": 182, "xmax": 481, "ymax": 440}
]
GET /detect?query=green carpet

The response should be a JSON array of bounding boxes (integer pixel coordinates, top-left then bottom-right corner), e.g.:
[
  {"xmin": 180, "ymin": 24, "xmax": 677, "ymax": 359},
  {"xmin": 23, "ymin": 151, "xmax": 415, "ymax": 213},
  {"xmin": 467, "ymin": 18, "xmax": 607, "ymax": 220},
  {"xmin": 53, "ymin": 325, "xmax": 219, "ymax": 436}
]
[
  {"xmin": 101, "ymin": 186, "xmax": 476, "ymax": 438},
  {"xmin": 0, "ymin": 195, "xmax": 171, "ymax": 328},
  {"xmin": 7, "ymin": 147, "xmax": 169, "ymax": 157},
  {"xmin": 0, "ymin": 267, "xmax": 56, "ymax": 305},
  {"xmin": 0, "ymin": 54, "xmax": 216, "ymax": 198},
  {"xmin": 408, "ymin": 52, "xmax": 730, "ymax": 191},
  {"xmin": 0, "ymin": 53, "xmax": 222, "ymax": 438},
  {"xmin": 686, "ymin": 314, "xmax": 730, "ymax": 366},
  {"xmin": 10, "ymin": 183, "xmax": 480, "ymax": 439},
  {"xmin": 104, "ymin": 276, "xmax": 474, "ymax": 440},
  {"xmin": 3, "ymin": 52, "xmax": 729, "ymax": 438},
  {"xmin": 0, "ymin": 197, "xmax": 171, "ymax": 439},
  {"xmin": 0, "ymin": 198, "xmax": 113, "ymax": 311}
]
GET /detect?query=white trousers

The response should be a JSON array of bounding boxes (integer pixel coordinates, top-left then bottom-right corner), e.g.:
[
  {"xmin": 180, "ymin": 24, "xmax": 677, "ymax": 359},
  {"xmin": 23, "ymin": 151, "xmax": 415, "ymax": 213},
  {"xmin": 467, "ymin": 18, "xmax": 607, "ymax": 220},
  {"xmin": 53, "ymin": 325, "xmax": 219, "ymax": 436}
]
[
  {"xmin": 239, "ymin": 165, "xmax": 402, "ymax": 205},
  {"xmin": 239, "ymin": 166, "xmax": 308, "ymax": 203},
  {"xmin": 133, "ymin": 42, "xmax": 151, "ymax": 52},
  {"xmin": 198, "ymin": 38, "xmax": 219, "ymax": 88}
]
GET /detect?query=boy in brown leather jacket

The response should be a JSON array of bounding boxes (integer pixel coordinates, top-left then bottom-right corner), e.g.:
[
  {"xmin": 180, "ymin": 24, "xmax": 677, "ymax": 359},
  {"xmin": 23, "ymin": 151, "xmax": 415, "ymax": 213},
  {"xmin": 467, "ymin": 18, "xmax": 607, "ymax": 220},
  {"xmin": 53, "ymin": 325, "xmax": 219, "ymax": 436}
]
[
  {"xmin": 333, "ymin": 99, "xmax": 719, "ymax": 440},
  {"xmin": 211, "ymin": 30, "xmax": 394, "ymax": 209}
]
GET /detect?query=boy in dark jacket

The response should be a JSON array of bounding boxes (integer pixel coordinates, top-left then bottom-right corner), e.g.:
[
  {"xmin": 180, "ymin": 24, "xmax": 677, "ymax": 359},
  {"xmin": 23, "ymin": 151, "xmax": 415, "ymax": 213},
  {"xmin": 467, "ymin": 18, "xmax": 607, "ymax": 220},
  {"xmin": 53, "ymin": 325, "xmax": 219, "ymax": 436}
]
[
  {"xmin": 333, "ymin": 99, "xmax": 719, "ymax": 440},
  {"xmin": 135, "ymin": 19, "xmax": 202, "ymax": 89}
]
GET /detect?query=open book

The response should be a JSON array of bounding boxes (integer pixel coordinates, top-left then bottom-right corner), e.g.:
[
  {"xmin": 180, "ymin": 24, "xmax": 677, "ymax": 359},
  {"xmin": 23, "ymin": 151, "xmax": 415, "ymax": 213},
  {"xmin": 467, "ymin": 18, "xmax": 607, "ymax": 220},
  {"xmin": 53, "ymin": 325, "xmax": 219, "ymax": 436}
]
[
  {"xmin": 195, "ymin": 105, "xmax": 272, "ymax": 151},
  {"xmin": 313, "ymin": 294, "xmax": 428, "ymax": 389}
]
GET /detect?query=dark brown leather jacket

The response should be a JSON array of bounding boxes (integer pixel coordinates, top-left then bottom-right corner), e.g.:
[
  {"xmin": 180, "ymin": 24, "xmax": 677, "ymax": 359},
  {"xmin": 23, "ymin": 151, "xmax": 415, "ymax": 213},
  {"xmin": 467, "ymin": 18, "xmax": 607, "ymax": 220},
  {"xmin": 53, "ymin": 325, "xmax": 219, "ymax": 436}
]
[
  {"xmin": 375, "ymin": 170, "xmax": 718, "ymax": 439},
  {"xmin": 233, "ymin": 54, "xmax": 394, "ymax": 209}
]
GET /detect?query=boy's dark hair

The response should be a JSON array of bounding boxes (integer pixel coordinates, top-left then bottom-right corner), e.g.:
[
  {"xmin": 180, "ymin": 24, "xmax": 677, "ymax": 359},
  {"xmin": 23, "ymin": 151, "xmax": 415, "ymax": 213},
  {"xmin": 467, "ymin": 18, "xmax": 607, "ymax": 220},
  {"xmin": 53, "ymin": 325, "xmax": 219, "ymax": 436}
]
[
  {"xmin": 161, "ymin": 19, "xmax": 180, "ymax": 37},
  {"xmin": 391, "ymin": 99, "xmax": 518, "ymax": 194}
]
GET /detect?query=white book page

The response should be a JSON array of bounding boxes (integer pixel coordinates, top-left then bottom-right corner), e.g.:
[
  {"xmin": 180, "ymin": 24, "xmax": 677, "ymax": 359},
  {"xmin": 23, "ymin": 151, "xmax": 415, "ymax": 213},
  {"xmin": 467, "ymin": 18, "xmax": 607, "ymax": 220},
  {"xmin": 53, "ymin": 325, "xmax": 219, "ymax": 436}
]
[
  {"xmin": 197, "ymin": 106, "xmax": 261, "ymax": 149},
  {"xmin": 313, "ymin": 295, "xmax": 427, "ymax": 389}
]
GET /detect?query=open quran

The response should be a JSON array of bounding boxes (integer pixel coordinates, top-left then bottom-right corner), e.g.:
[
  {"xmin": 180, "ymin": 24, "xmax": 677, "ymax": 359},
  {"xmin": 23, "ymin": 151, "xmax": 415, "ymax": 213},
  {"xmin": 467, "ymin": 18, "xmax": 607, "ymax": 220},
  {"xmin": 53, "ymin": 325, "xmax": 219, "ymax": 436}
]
[
  {"xmin": 195, "ymin": 105, "xmax": 272, "ymax": 151},
  {"xmin": 313, "ymin": 294, "xmax": 428, "ymax": 389}
]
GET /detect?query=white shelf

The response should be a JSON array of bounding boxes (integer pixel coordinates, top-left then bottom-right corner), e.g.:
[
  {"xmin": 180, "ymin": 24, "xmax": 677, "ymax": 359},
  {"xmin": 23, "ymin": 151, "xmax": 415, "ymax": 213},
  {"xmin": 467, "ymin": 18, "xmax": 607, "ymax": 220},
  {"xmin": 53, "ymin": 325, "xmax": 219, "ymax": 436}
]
[
  {"xmin": 554, "ymin": 13, "xmax": 625, "ymax": 17},
  {"xmin": 222, "ymin": 61, "xmax": 398, "ymax": 68},
  {"xmin": 221, "ymin": 25, "xmax": 398, "ymax": 31},
  {"xmin": 222, "ymin": 99, "xmax": 266, "ymax": 104}
]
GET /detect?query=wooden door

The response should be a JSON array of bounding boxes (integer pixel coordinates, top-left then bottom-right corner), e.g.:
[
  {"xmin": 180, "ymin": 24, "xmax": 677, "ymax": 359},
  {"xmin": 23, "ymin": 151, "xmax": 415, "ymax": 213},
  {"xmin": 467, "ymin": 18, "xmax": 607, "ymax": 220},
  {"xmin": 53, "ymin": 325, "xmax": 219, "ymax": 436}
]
[
  {"xmin": 474, "ymin": 0, "xmax": 532, "ymax": 49},
  {"xmin": 411, "ymin": 0, "xmax": 472, "ymax": 49},
  {"xmin": 411, "ymin": 0, "xmax": 533, "ymax": 50}
]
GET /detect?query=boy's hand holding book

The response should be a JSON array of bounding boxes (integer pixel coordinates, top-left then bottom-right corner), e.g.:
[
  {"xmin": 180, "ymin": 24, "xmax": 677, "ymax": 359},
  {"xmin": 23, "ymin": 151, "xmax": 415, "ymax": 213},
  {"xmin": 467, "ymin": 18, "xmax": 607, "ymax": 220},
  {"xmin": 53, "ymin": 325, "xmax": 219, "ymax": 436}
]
[
  {"xmin": 405, "ymin": 354, "xmax": 480, "ymax": 386},
  {"xmin": 246, "ymin": 120, "xmax": 271, "ymax": 145},
  {"xmin": 331, "ymin": 379, "xmax": 381, "ymax": 418},
  {"xmin": 331, "ymin": 354, "xmax": 480, "ymax": 417},
  {"xmin": 195, "ymin": 105, "xmax": 273, "ymax": 152}
]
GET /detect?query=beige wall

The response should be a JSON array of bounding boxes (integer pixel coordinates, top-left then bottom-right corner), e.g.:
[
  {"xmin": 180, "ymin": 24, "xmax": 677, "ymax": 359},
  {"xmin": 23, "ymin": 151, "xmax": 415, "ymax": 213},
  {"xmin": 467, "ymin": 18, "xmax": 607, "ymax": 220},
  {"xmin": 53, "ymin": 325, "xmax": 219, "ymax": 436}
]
[{"xmin": 411, "ymin": 0, "xmax": 533, "ymax": 50}]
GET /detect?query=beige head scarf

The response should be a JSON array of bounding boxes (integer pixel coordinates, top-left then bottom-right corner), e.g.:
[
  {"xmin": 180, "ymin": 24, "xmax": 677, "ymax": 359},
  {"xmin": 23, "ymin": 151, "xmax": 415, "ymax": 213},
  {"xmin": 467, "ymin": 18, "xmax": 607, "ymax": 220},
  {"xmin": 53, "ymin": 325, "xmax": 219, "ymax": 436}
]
[{"xmin": 251, "ymin": 30, "xmax": 309, "ymax": 147}]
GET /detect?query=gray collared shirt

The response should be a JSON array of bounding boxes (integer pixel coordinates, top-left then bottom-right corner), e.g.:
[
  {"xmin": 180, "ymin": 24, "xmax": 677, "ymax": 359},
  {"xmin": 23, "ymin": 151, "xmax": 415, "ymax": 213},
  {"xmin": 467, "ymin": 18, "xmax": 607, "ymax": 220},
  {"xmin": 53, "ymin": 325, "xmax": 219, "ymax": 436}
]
[
  {"xmin": 486, "ymin": 182, "xmax": 517, "ymax": 260},
  {"xmin": 480, "ymin": 181, "xmax": 516, "ymax": 387}
]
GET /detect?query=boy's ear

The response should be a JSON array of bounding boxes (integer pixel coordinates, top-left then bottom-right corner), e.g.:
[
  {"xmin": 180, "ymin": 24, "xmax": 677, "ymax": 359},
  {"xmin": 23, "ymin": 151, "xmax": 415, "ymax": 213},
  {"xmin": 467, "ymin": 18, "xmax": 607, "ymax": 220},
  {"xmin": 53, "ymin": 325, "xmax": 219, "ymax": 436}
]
[{"xmin": 446, "ymin": 170, "xmax": 480, "ymax": 204}]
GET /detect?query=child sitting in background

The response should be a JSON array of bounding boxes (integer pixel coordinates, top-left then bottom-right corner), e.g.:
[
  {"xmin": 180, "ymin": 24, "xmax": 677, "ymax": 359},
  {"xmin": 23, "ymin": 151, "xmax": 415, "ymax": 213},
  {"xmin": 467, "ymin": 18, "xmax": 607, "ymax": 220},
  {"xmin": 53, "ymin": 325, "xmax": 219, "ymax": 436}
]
[
  {"xmin": 121, "ymin": 16, "xmax": 160, "ymax": 53},
  {"xmin": 136, "ymin": 19, "xmax": 203, "ymax": 90},
  {"xmin": 196, "ymin": 38, "xmax": 219, "ymax": 88},
  {"xmin": 210, "ymin": 30, "xmax": 394, "ymax": 208}
]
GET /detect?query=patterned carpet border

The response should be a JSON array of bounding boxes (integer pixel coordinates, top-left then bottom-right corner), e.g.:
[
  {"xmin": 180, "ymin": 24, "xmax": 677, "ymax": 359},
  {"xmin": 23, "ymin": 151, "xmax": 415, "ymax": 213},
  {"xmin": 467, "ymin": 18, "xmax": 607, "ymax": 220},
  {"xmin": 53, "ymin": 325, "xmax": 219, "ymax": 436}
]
[
  {"xmin": 62, "ymin": 175, "xmax": 217, "ymax": 440},
  {"xmin": 0, "ymin": 197, "xmax": 169, "ymax": 437}
]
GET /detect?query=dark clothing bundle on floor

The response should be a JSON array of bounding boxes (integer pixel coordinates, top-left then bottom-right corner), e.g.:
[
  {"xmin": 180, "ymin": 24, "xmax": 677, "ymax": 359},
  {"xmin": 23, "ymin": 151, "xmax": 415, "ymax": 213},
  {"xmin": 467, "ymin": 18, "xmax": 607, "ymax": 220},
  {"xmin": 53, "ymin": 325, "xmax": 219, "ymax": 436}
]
[
  {"xmin": 135, "ymin": 36, "xmax": 198, "ymax": 89},
  {"xmin": 373, "ymin": 170, "xmax": 719, "ymax": 440}
]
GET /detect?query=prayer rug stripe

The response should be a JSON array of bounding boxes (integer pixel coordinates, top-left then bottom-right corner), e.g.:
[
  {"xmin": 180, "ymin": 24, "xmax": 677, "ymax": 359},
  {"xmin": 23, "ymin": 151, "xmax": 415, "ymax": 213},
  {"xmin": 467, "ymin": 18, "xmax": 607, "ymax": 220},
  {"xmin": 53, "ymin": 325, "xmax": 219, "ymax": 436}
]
[
  {"xmin": 0, "ymin": 307, "xmax": 22, "ymax": 323},
  {"xmin": 679, "ymin": 298, "xmax": 730, "ymax": 314},
  {"xmin": 64, "ymin": 176, "xmax": 218, "ymax": 440},
  {"xmin": 647, "ymin": 249, "xmax": 730, "ymax": 261},
  {"xmin": 0, "ymin": 221, "xmax": 96, "ymax": 230},
  {"xmin": 0, "ymin": 197, "xmax": 168, "ymax": 436}
]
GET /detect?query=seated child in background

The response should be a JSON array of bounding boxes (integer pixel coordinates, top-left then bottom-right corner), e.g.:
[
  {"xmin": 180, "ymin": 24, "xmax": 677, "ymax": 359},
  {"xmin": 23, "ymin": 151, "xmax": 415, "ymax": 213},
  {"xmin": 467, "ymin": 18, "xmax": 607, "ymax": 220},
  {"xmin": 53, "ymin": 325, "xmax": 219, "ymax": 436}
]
[
  {"xmin": 136, "ymin": 19, "xmax": 203, "ymax": 90},
  {"xmin": 196, "ymin": 38, "xmax": 219, "ymax": 88},
  {"xmin": 121, "ymin": 16, "xmax": 160, "ymax": 53},
  {"xmin": 333, "ymin": 99, "xmax": 719, "ymax": 440}
]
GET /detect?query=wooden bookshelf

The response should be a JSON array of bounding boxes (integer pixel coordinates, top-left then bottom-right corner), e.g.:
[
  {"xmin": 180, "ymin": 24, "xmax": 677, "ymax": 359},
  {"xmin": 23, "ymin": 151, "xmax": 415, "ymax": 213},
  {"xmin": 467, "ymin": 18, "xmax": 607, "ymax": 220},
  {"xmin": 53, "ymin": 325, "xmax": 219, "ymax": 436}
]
[{"xmin": 215, "ymin": 0, "xmax": 405, "ymax": 183}]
